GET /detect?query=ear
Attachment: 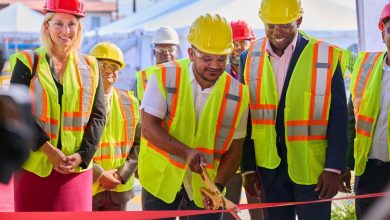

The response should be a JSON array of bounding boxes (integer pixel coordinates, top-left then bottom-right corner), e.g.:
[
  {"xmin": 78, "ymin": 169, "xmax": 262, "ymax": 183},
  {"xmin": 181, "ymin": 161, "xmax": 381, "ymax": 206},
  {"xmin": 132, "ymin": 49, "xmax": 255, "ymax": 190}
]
[
  {"xmin": 44, "ymin": 22, "xmax": 50, "ymax": 34},
  {"xmin": 382, "ymin": 29, "xmax": 385, "ymax": 43},
  {"xmin": 296, "ymin": 17, "xmax": 303, "ymax": 28},
  {"xmin": 188, "ymin": 47, "xmax": 195, "ymax": 62}
]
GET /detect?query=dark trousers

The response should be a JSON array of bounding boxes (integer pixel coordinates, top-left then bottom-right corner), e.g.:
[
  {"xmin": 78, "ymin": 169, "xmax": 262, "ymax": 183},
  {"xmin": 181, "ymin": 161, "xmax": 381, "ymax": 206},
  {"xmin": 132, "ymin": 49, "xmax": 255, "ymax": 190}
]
[
  {"xmin": 142, "ymin": 188, "xmax": 222, "ymax": 220},
  {"xmin": 355, "ymin": 159, "xmax": 390, "ymax": 220},
  {"xmin": 258, "ymin": 164, "xmax": 331, "ymax": 220}
]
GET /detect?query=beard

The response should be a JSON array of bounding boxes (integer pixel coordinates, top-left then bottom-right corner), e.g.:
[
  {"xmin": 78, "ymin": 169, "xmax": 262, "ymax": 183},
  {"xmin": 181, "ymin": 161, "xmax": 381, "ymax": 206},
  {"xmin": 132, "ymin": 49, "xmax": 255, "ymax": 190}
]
[{"xmin": 229, "ymin": 55, "xmax": 239, "ymax": 66}]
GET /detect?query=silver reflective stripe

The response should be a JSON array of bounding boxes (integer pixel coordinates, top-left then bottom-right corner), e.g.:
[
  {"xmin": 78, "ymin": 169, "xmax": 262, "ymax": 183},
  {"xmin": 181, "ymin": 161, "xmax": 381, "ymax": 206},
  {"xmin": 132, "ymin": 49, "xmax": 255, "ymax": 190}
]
[
  {"xmin": 251, "ymin": 108, "xmax": 275, "ymax": 121},
  {"xmin": 248, "ymin": 39, "xmax": 264, "ymax": 104},
  {"xmin": 78, "ymin": 54, "xmax": 94, "ymax": 113},
  {"xmin": 214, "ymin": 78, "xmax": 241, "ymax": 152},
  {"xmin": 117, "ymin": 89, "xmax": 136, "ymax": 145},
  {"xmin": 353, "ymin": 53, "xmax": 381, "ymax": 109},
  {"xmin": 356, "ymin": 119, "xmax": 373, "ymax": 135},
  {"xmin": 312, "ymin": 42, "xmax": 330, "ymax": 120},
  {"xmin": 169, "ymin": 153, "xmax": 186, "ymax": 166},
  {"xmin": 63, "ymin": 116, "xmax": 89, "ymax": 128},
  {"xmin": 33, "ymin": 77, "xmax": 44, "ymax": 118},
  {"xmin": 287, "ymin": 125, "xmax": 327, "ymax": 137},
  {"xmin": 164, "ymin": 62, "xmax": 178, "ymax": 116},
  {"xmin": 99, "ymin": 145, "xmax": 127, "ymax": 158}
]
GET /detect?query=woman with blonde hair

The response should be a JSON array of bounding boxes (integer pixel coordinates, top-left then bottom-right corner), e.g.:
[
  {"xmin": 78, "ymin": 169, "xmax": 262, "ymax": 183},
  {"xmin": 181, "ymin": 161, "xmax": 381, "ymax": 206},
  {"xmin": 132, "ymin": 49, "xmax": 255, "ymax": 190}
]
[{"xmin": 10, "ymin": 0, "xmax": 106, "ymax": 211}]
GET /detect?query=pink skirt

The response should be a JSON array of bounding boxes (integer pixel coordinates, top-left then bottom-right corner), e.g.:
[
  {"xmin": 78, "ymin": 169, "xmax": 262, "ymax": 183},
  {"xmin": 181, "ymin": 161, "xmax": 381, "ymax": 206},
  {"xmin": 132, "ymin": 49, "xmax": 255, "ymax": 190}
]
[
  {"xmin": 0, "ymin": 177, "xmax": 14, "ymax": 212},
  {"xmin": 14, "ymin": 169, "xmax": 92, "ymax": 211}
]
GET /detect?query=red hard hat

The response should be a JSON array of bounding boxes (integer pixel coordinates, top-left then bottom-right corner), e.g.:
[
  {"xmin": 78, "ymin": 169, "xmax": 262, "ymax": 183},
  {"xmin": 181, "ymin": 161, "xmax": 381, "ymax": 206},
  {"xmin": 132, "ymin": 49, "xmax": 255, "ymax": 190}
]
[
  {"xmin": 378, "ymin": 2, "xmax": 390, "ymax": 31},
  {"xmin": 230, "ymin": 20, "xmax": 256, "ymax": 41},
  {"xmin": 43, "ymin": 0, "xmax": 85, "ymax": 17}
]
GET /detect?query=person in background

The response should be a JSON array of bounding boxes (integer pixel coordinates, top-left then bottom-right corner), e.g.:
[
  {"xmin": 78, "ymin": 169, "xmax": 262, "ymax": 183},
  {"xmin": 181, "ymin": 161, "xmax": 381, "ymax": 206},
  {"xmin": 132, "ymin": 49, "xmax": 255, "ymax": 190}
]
[
  {"xmin": 240, "ymin": 0, "xmax": 348, "ymax": 219},
  {"xmin": 135, "ymin": 26, "xmax": 180, "ymax": 101},
  {"xmin": 224, "ymin": 19, "xmax": 264, "ymax": 220},
  {"xmin": 138, "ymin": 13, "xmax": 249, "ymax": 220},
  {"xmin": 340, "ymin": 2, "xmax": 390, "ymax": 219},
  {"xmin": 226, "ymin": 20, "xmax": 256, "ymax": 80},
  {"xmin": 10, "ymin": 0, "xmax": 106, "ymax": 211},
  {"xmin": 90, "ymin": 42, "xmax": 141, "ymax": 211}
]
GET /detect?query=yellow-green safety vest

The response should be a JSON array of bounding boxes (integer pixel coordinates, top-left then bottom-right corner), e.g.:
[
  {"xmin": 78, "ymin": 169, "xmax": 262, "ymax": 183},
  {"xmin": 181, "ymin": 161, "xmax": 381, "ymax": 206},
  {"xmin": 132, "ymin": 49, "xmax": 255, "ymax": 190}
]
[
  {"xmin": 244, "ymin": 32, "xmax": 341, "ymax": 185},
  {"xmin": 135, "ymin": 66, "xmax": 155, "ymax": 101},
  {"xmin": 10, "ymin": 47, "xmax": 99, "ymax": 177},
  {"xmin": 138, "ymin": 58, "xmax": 249, "ymax": 207},
  {"xmin": 349, "ymin": 51, "xmax": 389, "ymax": 176},
  {"xmin": 92, "ymin": 88, "xmax": 140, "ymax": 195}
]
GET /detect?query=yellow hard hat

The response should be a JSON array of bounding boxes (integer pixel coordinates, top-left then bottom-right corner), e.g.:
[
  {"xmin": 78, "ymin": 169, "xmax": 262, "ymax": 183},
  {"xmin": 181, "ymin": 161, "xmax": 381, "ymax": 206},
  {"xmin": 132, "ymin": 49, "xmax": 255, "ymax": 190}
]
[
  {"xmin": 259, "ymin": 0, "xmax": 303, "ymax": 24},
  {"xmin": 187, "ymin": 13, "xmax": 233, "ymax": 55},
  {"xmin": 90, "ymin": 42, "xmax": 126, "ymax": 69}
]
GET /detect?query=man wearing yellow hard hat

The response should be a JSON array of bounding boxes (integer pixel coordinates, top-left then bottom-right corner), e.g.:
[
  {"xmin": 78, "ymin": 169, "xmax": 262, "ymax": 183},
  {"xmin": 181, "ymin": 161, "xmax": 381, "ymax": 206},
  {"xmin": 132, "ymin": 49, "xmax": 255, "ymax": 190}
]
[
  {"xmin": 90, "ymin": 42, "xmax": 141, "ymax": 211},
  {"xmin": 138, "ymin": 13, "xmax": 249, "ymax": 219},
  {"xmin": 240, "ymin": 0, "xmax": 347, "ymax": 219}
]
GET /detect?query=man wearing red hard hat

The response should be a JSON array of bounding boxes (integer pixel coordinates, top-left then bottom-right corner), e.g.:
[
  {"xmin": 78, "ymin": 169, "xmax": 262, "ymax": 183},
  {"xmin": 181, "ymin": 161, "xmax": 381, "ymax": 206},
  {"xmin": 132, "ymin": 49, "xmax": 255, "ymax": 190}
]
[
  {"xmin": 226, "ymin": 20, "xmax": 256, "ymax": 80},
  {"xmin": 341, "ymin": 2, "xmax": 390, "ymax": 219}
]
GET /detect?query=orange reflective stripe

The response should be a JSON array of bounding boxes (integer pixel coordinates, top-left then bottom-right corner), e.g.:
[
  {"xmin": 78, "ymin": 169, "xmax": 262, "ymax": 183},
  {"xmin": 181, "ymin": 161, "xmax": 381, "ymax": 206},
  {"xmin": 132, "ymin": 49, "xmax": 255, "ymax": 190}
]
[
  {"xmin": 21, "ymin": 51, "xmax": 33, "ymax": 69},
  {"xmin": 141, "ymin": 70, "xmax": 147, "ymax": 90},
  {"xmin": 117, "ymin": 90, "xmax": 129, "ymax": 144},
  {"xmin": 63, "ymin": 125, "xmax": 87, "ymax": 131},
  {"xmin": 244, "ymin": 42, "xmax": 256, "ymax": 86},
  {"xmin": 355, "ymin": 115, "xmax": 375, "ymax": 137},
  {"xmin": 322, "ymin": 47, "xmax": 334, "ymax": 120},
  {"xmin": 63, "ymin": 112, "xmax": 91, "ymax": 117},
  {"xmin": 93, "ymin": 154, "xmax": 128, "ymax": 161},
  {"xmin": 250, "ymin": 104, "xmax": 277, "ymax": 109},
  {"xmin": 256, "ymin": 40, "xmax": 267, "ymax": 104},
  {"xmin": 310, "ymin": 42, "xmax": 319, "ymax": 120}
]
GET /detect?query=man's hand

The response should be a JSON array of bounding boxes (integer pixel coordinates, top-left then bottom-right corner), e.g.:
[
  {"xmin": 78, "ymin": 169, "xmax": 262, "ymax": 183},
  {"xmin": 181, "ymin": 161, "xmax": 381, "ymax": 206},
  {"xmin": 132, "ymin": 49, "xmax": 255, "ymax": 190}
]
[
  {"xmin": 243, "ymin": 172, "xmax": 261, "ymax": 199},
  {"xmin": 185, "ymin": 149, "xmax": 207, "ymax": 174},
  {"xmin": 339, "ymin": 168, "xmax": 352, "ymax": 193},
  {"xmin": 202, "ymin": 192, "xmax": 215, "ymax": 210},
  {"xmin": 98, "ymin": 169, "xmax": 121, "ymax": 190},
  {"xmin": 315, "ymin": 170, "xmax": 340, "ymax": 199}
]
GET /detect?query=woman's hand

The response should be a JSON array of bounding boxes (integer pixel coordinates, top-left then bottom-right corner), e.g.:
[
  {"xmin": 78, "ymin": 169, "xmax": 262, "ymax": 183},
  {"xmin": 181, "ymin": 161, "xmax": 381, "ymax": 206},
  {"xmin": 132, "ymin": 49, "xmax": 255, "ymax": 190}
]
[{"xmin": 41, "ymin": 142, "xmax": 72, "ymax": 174}]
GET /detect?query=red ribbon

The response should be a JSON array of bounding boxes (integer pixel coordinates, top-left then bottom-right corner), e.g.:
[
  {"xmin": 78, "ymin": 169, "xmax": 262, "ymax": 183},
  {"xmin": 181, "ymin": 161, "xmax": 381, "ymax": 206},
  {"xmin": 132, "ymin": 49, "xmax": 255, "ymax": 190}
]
[{"xmin": 0, "ymin": 192, "xmax": 388, "ymax": 220}]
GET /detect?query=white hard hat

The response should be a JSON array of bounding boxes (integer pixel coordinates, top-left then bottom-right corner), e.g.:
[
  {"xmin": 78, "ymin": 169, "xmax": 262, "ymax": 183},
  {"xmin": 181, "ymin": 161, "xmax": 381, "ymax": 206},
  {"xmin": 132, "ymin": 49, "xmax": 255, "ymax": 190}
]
[{"xmin": 152, "ymin": 26, "xmax": 180, "ymax": 45}]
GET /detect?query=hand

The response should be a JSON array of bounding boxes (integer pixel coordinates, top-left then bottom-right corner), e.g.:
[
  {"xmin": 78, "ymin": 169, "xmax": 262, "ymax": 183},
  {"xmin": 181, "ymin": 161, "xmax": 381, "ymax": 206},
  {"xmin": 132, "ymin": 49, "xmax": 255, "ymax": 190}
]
[
  {"xmin": 242, "ymin": 172, "xmax": 261, "ymax": 199},
  {"xmin": 185, "ymin": 149, "xmax": 207, "ymax": 174},
  {"xmin": 98, "ymin": 169, "xmax": 121, "ymax": 190},
  {"xmin": 339, "ymin": 168, "xmax": 352, "ymax": 193},
  {"xmin": 315, "ymin": 171, "xmax": 340, "ymax": 199},
  {"xmin": 202, "ymin": 192, "xmax": 215, "ymax": 210},
  {"xmin": 66, "ymin": 153, "xmax": 83, "ymax": 171},
  {"xmin": 41, "ymin": 142, "xmax": 72, "ymax": 174},
  {"xmin": 113, "ymin": 172, "xmax": 123, "ymax": 183}
]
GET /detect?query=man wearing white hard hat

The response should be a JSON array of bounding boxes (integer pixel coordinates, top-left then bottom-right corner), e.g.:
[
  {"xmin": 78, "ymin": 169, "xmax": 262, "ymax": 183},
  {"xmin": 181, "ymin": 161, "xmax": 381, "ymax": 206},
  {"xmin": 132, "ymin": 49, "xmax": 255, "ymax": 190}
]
[{"xmin": 135, "ymin": 26, "xmax": 180, "ymax": 101}]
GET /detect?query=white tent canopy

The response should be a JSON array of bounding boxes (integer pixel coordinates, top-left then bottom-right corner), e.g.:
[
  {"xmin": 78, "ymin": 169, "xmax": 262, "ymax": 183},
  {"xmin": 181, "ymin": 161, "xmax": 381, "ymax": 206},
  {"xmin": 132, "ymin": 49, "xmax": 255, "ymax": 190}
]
[
  {"xmin": 0, "ymin": 2, "xmax": 43, "ymax": 34},
  {"xmin": 84, "ymin": 0, "xmax": 358, "ymax": 90},
  {"xmin": 88, "ymin": 0, "xmax": 357, "ymax": 36}
]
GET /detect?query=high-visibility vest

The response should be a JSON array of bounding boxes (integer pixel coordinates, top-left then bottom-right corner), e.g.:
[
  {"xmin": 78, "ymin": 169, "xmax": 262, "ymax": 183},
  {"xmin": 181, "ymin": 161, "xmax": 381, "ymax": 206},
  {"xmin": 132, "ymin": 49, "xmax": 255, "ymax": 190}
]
[
  {"xmin": 350, "ymin": 51, "xmax": 389, "ymax": 176},
  {"xmin": 244, "ymin": 32, "xmax": 340, "ymax": 185},
  {"xmin": 138, "ymin": 58, "xmax": 249, "ymax": 207},
  {"xmin": 10, "ymin": 47, "xmax": 99, "ymax": 177},
  {"xmin": 135, "ymin": 66, "xmax": 155, "ymax": 101},
  {"xmin": 92, "ymin": 88, "xmax": 140, "ymax": 195}
]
